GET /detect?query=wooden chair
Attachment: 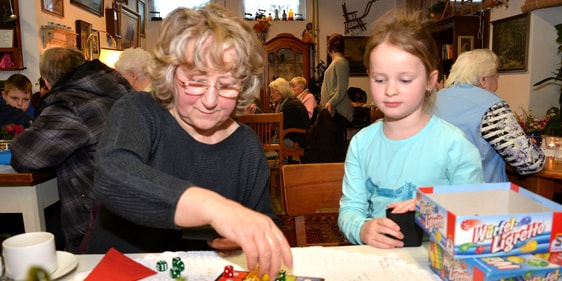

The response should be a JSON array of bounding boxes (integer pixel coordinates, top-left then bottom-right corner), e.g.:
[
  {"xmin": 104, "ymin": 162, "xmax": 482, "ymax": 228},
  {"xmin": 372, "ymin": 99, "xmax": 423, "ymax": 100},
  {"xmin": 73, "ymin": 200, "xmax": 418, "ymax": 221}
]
[
  {"xmin": 238, "ymin": 113, "xmax": 285, "ymax": 211},
  {"xmin": 283, "ymin": 128, "xmax": 306, "ymax": 163},
  {"xmin": 281, "ymin": 162, "xmax": 349, "ymax": 247},
  {"xmin": 238, "ymin": 113, "xmax": 284, "ymax": 168}
]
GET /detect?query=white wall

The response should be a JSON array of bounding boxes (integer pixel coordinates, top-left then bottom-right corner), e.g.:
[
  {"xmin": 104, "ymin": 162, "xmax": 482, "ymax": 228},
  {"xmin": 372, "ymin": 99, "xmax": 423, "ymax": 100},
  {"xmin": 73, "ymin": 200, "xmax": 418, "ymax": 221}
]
[{"xmin": 5, "ymin": 0, "xmax": 561, "ymax": 119}]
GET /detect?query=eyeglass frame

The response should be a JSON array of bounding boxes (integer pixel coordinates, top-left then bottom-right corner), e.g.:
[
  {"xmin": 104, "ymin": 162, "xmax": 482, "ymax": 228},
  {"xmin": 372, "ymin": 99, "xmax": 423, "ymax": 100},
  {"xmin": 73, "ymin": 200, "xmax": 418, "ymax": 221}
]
[{"xmin": 174, "ymin": 68, "xmax": 242, "ymax": 99}]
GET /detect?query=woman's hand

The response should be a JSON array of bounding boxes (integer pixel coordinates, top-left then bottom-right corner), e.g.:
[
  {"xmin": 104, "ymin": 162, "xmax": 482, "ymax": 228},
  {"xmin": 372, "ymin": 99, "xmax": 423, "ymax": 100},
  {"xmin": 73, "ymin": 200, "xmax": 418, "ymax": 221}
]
[{"xmin": 175, "ymin": 187, "xmax": 293, "ymax": 279}]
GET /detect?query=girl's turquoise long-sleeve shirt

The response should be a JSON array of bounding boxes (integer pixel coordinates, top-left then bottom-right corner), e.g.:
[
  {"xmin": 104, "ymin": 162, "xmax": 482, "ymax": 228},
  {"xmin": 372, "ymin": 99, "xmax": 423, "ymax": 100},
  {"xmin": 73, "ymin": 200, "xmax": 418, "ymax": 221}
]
[{"xmin": 338, "ymin": 115, "xmax": 484, "ymax": 245}]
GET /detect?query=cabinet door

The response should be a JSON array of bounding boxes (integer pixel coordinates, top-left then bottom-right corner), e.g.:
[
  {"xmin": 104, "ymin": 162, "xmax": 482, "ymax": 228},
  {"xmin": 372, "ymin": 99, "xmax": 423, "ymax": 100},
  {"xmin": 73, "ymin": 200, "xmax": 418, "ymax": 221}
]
[
  {"xmin": 262, "ymin": 33, "xmax": 311, "ymax": 112},
  {"xmin": 0, "ymin": 0, "xmax": 24, "ymax": 71}
]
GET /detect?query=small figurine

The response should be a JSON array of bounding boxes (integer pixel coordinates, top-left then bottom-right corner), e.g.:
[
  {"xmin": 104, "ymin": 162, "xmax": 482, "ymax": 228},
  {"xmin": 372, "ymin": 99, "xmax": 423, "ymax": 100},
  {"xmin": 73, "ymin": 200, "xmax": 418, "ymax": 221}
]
[{"xmin": 302, "ymin": 22, "xmax": 314, "ymax": 43}]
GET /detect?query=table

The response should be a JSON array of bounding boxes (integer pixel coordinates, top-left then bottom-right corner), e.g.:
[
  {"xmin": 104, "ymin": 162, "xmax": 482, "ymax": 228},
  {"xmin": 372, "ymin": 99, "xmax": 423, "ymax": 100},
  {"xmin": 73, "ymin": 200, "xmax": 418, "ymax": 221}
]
[
  {"xmin": 0, "ymin": 165, "xmax": 57, "ymax": 232},
  {"xmin": 60, "ymin": 244, "xmax": 437, "ymax": 281},
  {"xmin": 507, "ymin": 156, "xmax": 562, "ymax": 201}
]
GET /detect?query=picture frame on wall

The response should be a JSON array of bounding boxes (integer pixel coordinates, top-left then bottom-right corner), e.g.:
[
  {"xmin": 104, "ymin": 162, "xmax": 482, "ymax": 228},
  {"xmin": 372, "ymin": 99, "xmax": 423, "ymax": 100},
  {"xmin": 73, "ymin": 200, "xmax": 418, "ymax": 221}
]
[
  {"xmin": 41, "ymin": 0, "xmax": 64, "ymax": 17},
  {"xmin": 138, "ymin": 0, "xmax": 146, "ymax": 37},
  {"xmin": 70, "ymin": 0, "xmax": 103, "ymax": 17},
  {"xmin": 342, "ymin": 36, "xmax": 368, "ymax": 77},
  {"xmin": 457, "ymin": 36, "xmax": 473, "ymax": 56},
  {"xmin": 492, "ymin": 13, "xmax": 529, "ymax": 72},
  {"xmin": 89, "ymin": 31, "xmax": 100, "ymax": 59},
  {"xmin": 119, "ymin": 5, "xmax": 140, "ymax": 49},
  {"xmin": 75, "ymin": 20, "xmax": 92, "ymax": 52},
  {"xmin": 0, "ymin": 29, "xmax": 14, "ymax": 48}
]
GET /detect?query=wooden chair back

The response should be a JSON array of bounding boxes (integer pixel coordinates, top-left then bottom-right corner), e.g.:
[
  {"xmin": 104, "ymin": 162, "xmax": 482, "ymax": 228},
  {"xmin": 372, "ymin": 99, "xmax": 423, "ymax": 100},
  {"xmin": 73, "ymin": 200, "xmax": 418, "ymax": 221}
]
[
  {"xmin": 238, "ymin": 113, "xmax": 284, "ymax": 168},
  {"xmin": 281, "ymin": 162, "xmax": 348, "ymax": 247}
]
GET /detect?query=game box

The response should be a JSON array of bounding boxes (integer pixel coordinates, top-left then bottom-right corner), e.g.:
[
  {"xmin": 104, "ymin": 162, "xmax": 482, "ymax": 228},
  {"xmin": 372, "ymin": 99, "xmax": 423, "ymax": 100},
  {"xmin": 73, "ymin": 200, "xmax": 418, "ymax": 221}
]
[
  {"xmin": 415, "ymin": 182, "xmax": 562, "ymax": 259},
  {"xmin": 428, "ymin": 239, "xmax": 562, "ymax": 281}
]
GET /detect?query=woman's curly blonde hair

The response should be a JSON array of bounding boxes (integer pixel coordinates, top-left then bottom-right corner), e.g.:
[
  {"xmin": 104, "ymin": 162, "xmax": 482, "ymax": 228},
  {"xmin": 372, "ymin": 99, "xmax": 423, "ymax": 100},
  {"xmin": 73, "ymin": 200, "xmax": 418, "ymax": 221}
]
[{"xmin": 147, "ymin": 4, "xmax": 265, "ymax": 116}]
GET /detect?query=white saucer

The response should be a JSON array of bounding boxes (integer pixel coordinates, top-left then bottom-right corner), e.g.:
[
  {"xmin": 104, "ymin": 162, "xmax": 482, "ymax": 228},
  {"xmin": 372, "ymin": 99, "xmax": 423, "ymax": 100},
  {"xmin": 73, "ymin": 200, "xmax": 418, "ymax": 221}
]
[{"xmin": 52, "ymin": 251, "xmax": 79, "ymax": 280}]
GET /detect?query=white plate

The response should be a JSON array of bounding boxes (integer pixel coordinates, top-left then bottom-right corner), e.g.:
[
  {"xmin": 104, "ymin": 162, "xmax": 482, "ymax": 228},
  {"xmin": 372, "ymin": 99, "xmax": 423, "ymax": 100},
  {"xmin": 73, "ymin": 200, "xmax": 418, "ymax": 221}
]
[{"xmin": 52, "ymin": 251, "xmax": 79, "ymax": 280}]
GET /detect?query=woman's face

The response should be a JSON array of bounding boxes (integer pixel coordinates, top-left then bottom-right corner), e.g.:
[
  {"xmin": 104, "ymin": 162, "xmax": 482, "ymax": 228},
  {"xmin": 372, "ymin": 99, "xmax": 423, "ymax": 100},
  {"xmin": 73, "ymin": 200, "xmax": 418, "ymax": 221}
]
[
  {"xmin": 171, "ymin": 64, "xmax": 240, "ymax": 134},
  {"xmin": 291, "ymin": 81, "xmax": 304, "ymax": 96},
  {"xmin": 270, "ymin": 87, "xmax": 282, "ymax": 103}
]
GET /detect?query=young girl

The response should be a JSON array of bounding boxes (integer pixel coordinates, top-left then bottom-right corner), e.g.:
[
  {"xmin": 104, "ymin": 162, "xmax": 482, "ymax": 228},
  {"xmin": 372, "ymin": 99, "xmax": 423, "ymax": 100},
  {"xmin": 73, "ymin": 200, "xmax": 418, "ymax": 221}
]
[{"xmin": 338, "ymin": 8, "xmax": 484, "ymax": 249}]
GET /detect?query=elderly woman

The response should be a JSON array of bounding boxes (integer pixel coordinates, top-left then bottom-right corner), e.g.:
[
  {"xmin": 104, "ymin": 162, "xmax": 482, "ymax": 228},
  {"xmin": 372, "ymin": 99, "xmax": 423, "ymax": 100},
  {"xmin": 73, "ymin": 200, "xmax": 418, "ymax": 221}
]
[
  {"xmin": 435, "ymin": 48, "xmax": 545, "ymax": 182},
  {"xmin": 290, "ymin": 76, "xmax": 317, "ymax": 120},
  {"xmin": 88, "ymin": 4, "xmax": 292, "ymax": 278},
  {"xmin": 114, "ymin": 47, "xmax": 153, "ymax": 91},
  {"xmin": 270, "ymin": 77, "xmax": 310, "ymax": 148}
]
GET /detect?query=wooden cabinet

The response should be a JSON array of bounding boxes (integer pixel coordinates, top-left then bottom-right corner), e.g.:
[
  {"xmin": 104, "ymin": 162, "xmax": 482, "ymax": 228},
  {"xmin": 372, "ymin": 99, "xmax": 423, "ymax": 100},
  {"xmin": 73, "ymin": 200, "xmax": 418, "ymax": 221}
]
[
  {"xmin": 431, "ymin": 16, "xmax": 484, "ymax": 77},
  {"xmin": 262, "ymin": 33, "xmax": 312, "ymax": 112},
  {"xmin": 0, "ymin": 0, "xmax": 24, "ymax": 71}
]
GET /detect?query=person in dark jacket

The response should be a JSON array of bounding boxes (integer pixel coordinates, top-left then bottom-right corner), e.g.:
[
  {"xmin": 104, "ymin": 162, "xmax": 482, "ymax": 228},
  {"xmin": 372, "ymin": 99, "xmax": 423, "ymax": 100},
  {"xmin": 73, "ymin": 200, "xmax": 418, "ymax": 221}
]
[
  {"xmin": 9, "ymin": 46, "xmax": 133, "ymax": 253},
  {"xmin": 270, "ymin": 77, "xmax": 310, "ymax": 147}
]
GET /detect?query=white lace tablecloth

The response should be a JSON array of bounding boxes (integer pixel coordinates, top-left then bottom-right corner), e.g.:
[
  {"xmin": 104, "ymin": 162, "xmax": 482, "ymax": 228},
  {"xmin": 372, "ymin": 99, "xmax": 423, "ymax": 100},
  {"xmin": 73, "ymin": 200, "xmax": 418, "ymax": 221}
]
[{"xmin": 73, "ymin": 246, "xmax": 439, "ymax": 281}]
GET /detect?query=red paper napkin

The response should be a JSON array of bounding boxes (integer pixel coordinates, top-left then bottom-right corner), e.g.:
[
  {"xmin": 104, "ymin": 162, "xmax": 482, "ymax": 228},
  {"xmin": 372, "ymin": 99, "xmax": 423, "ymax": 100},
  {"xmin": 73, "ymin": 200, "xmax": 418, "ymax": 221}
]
[{"xmin": 85, "ymin": 248, "xmax": 157, "ymax": 281}]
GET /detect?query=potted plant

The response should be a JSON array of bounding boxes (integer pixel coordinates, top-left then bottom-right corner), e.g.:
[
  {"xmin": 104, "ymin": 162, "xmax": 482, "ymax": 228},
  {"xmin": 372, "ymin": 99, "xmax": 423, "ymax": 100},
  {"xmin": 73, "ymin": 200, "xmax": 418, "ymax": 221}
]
[{"xmin": 534, "ymin": 23, "xmax": 562, "ymax": 136}]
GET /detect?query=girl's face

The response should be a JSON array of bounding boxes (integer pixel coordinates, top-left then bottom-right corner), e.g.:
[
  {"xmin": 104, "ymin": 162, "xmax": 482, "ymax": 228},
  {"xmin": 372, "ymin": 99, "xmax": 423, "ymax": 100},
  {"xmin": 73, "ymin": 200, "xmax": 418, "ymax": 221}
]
[
  {"xmin": 171, "ymin": 65, "xmax": 239, "ymax": 134},
  {"xmin": 368, "ymin": 41, "xmax": 437, "ymax": 122},
  {"xmin": 2, "ymin": 89, "xmax": 31, "ymax": 112}
]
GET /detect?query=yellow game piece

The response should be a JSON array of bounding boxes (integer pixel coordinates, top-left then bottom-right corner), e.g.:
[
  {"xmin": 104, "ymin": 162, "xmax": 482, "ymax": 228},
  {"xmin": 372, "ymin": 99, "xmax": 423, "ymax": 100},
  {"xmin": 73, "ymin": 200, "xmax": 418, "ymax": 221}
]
[
  {"xmin": 507, "ymin": 256, "xmax": 526, "ymax": 263},
  {"xmin": 519, "ymin": 240, "xmax": 538, "ymax": 253}
]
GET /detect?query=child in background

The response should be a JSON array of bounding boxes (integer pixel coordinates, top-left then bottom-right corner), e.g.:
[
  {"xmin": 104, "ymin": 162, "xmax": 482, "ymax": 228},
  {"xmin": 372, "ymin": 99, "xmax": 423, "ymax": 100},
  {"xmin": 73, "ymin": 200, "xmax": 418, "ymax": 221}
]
[
  {"xmin": 2, "ymin": 74, "xmax": 34, "ymax": 116},
  {"xmin": 338, "ymin": 8, "xmax": 483, "ymax": 249}
]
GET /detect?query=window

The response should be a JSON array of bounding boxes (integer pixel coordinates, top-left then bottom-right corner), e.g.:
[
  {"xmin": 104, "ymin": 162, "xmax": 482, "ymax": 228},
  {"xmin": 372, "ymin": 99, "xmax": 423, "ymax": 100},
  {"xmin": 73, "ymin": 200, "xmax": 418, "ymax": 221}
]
[
  {"xmin": 244, "ymin": 0, "xmax": 305, "ymax": 20},
  {"xmin": 153, "ymin": 0, "xmax": 209, "ymax": 18}
]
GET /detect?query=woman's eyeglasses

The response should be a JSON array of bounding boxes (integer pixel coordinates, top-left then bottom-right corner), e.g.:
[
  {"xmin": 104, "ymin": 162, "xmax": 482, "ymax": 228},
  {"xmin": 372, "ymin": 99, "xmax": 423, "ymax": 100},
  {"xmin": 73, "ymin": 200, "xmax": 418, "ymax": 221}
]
[{"xmin": 176, "ymin": 76, "xmax": 241, "ymax": 99}]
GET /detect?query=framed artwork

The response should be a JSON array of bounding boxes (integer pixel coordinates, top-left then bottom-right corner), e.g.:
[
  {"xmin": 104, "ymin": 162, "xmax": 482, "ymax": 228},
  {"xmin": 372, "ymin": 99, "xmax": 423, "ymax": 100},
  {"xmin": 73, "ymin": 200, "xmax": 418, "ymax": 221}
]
[
  {"xmin": 342, "ymin": 36, "xmax": 368, "ymax": 76},
  {"xmin": 98, "ymin": 31, "xmax": 118, "ymax": 49},
  {"xmin": 119, "ymin": 5, "xmax": 140, "ymax": 49},
  {"xmin": 0, "ymin": 29, "xmax": 14, "ymax": 48},
  {"xmin": 138, "ymin": 0, "xmax": 146, "ymax": 37},
  {"xmin": 41, "ymin": 0, "xmax": 64, "ymax": 17},
  {"xmin": 492, "ymin": 13, "xmax": 529, "ymax": 72},
  {"xmin": 457, "ymin": 36, "xmax": 473, "ymax": 56},
  {"xmin": 88, "ymin": 31, "xmax": 100, "ymax": 59},
  {"xmin": 70, "ymin": 0, "xmax": 103, "ymax": 17},
  {"xmin": 75, "ymin": 20, "xmax": 92, "ymax": 52}
]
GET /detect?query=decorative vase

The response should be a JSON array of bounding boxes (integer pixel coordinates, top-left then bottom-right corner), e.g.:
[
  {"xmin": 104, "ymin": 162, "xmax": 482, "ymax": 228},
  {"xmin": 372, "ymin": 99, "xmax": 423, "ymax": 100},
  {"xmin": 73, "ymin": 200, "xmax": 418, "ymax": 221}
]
[
  {"xmin": 526, "ymin": 131, "xmax": 543, "ymax": 146},
  {"xmin": 257, "ymin": 31, "xmax": 268, "ymax": 43}
]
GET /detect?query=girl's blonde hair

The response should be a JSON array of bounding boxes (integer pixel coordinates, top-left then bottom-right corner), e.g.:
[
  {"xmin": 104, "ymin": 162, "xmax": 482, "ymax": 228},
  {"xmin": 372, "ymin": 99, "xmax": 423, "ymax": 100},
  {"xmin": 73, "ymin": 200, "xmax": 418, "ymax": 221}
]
[{"xmin": 364, "ymin": 8, "xmax": 440, "ymax": 112}]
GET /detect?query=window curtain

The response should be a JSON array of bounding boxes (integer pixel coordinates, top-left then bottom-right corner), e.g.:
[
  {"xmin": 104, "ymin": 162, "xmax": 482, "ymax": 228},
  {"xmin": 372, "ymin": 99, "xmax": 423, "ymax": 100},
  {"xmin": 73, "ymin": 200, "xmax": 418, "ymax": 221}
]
[{"xmin": 521, "ymin": 0, "xmax": 562, "ymax": 12}]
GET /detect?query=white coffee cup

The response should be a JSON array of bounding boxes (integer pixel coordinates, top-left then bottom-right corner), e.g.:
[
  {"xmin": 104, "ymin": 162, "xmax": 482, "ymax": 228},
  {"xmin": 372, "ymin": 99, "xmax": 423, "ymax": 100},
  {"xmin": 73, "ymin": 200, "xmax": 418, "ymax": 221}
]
[{"xmin": 2, "ymin": 232, "xmax": 57, "ymax": 280}]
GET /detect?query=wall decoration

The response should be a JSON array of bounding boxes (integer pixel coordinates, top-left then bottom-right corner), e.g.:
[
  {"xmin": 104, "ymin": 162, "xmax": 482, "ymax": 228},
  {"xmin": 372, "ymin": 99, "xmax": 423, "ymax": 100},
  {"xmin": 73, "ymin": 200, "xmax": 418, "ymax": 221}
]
[
  {"xmin": 41, "ymin": 0, "xmax": 64, "ymax": 17},
  {"xmin": 492, "ymin": 13, "xmax": 529, "ymax": 72},
  {"xmin": 120, "ymin": 5, "xmax": 140, "ymax": 49},
  {"xmin": 75, "ymin": 20, "xmax": 92, "ymax": 52},
  {"xmin": 138, "ymin": 0, "xmax": 145, "ymax": 37},
  {"xmin": 333, "ymin": 36, "xmax": 368, "ymax": 77},
  {"xmin": 457, "ymin": 36, "xmax": 473, "ymax": 56},
  {"xmin": 88, "ymin": 30, "xmax": 100, "ymax": 59},
  {"xmin": 70, "ymin": 0, "xmax": 103, "ymax": 17},
  {"xmin": 0, "ymin": 29, "xmax": 14, "ymax": 48}
]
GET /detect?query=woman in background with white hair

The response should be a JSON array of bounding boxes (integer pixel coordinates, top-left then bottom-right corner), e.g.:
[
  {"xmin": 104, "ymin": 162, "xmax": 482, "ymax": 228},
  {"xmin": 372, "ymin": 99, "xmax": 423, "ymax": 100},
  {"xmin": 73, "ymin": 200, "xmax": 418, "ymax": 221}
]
[{"xmin": 115, "ymin": 47, "xmax": 153, "ymax": 91}]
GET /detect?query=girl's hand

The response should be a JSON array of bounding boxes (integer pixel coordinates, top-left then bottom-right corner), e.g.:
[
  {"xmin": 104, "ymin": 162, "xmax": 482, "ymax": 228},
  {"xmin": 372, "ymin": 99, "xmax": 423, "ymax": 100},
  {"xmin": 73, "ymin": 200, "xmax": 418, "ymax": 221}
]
[{"xmin": 359, "ymin": 217, "xmax": 404, "ymax": 248}]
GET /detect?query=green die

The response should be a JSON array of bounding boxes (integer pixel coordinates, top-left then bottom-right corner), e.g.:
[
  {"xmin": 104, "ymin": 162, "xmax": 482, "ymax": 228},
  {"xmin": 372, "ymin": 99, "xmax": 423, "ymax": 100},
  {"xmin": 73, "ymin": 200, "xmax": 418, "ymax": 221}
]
[
  {"xmin": 155, "ymin": 260, "xmax": 168, "ymax": 272},
  {"xmin": 172, "ymin": 257, "xmax": 185, "ymax": 271},
  {"xmin": 170, "ymin": 267, "xmax": 182, "ymax": 278},
  {"xmin": 275, "ymin": 270, "xmax": 286, "ymax": 281}
]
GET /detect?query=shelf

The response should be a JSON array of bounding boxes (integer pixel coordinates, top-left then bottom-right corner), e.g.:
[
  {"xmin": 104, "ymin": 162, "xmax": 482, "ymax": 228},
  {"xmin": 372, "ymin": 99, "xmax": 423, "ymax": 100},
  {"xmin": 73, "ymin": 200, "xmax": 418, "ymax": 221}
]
[{"xmin": 40, "ymin": 25, "xmax": 77, "ymax": 48}]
